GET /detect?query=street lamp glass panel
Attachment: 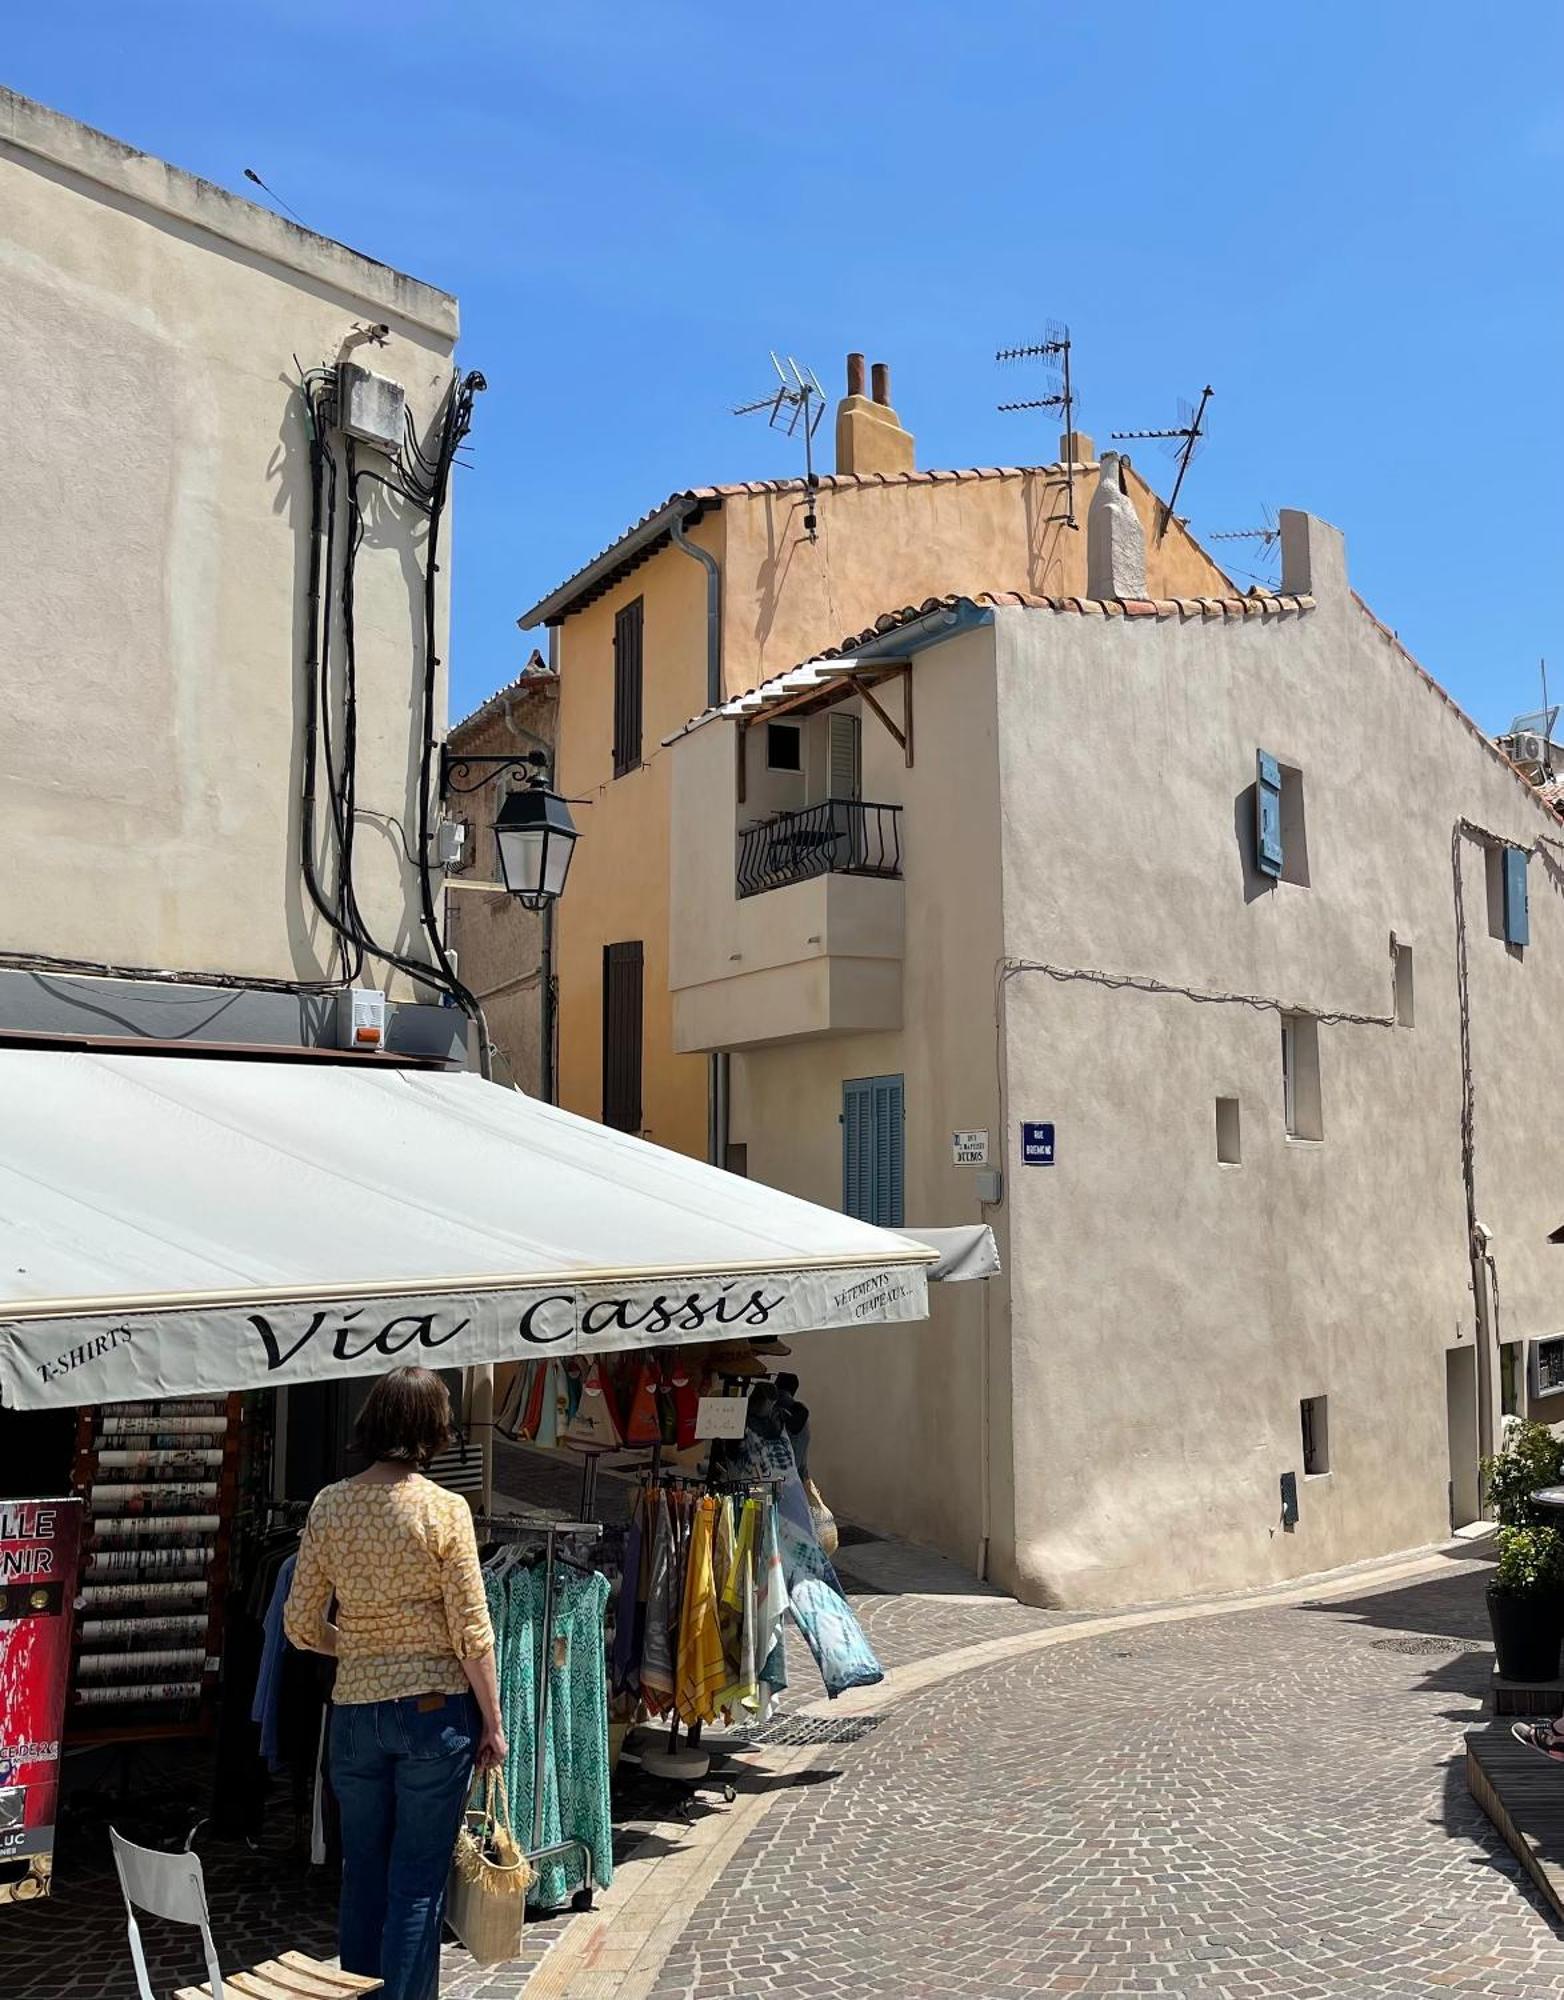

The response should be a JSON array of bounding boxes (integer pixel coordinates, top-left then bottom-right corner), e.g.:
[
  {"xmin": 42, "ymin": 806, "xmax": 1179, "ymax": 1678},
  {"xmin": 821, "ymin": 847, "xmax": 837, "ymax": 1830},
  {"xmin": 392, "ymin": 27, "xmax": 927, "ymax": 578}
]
[{"xmin": 493, "ymin": 788, "xmax": 578, "ymax": 909}]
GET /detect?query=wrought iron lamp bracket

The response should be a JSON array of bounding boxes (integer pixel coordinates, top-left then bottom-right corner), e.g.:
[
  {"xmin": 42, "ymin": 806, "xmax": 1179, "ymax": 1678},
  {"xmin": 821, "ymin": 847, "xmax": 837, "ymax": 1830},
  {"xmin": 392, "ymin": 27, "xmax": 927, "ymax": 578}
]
[{"xmin": 439, "ymin": 748, "xmax": 549, "ymax": 797}]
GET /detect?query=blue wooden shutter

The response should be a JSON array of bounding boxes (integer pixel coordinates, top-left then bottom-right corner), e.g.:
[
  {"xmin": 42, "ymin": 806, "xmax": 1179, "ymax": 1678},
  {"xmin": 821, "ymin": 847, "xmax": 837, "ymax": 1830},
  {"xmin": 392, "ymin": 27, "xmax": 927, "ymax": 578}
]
[
  {"xmin": 875, "ymin": 1075, "xmax": 905, "ymax": 1228},
  {"xmin": 1255, "ymin": 751, "xmax": 1283, "ymax": 878},
  {"xmin": 1504, "ymin": 847, "xmax": 1530, "ymax": 946},
  {"xmin": 842, "ymin": 1079, "xmax": 874, "ymax": 1221},
  {"xmin": 843, "ymin": 1075, "xmax": 904, "ymax": 1226}
]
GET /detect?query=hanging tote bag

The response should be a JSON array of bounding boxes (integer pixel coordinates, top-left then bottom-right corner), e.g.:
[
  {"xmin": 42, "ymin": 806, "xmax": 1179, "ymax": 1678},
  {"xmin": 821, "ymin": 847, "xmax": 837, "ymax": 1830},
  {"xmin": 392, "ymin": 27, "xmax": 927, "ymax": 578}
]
[
  {"xmin": 446, "ymin": 1771, "xmax": 534, "ymax": 1966},
  {"xmin": 803, "ymin": 1476, "xmax": 839, "ymax": 1557}
]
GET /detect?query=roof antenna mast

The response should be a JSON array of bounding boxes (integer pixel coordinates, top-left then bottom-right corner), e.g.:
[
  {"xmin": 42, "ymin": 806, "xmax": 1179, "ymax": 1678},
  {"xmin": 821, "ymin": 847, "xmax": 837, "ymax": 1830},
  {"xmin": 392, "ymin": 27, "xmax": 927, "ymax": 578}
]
[
  {"xmin": 1209, "ymin": 503, "xmax": 1282, "ymax": 586},
  {"xmin": 1113, "ymin": 385, "xmax": 1213, "ymax": 541},
  {"xmin": 996, "ymin": 322, "xmax": 1078, "ymax": 528},
  {"xmin": 733, "ymin": 354, "xmax": 827, "ymax": 540}
]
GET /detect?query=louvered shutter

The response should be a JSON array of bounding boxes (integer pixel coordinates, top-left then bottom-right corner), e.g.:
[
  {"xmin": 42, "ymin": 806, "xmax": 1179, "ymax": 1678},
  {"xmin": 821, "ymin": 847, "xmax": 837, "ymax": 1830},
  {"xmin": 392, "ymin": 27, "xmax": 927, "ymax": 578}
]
[
  {"xmin": 613, "ymin": 600, "xmax": 644, "ymax": 777},
  {"xmin": 1255, "ymin": 750, "xmax": 1283, "ymax": 878},
  {"xmin": 829, "ymin": 712, "xmax": 862, "ymax": 801},
  {"xmin": 601, "ymin": 941, "xmax": 644, "ymax": 1132},
  {"xmin": 842, "ymin": 1078, "xmax": 874, "ymax": 1221},
  {"xmin": 843, "ymin": 1074, "xmax": 904, "ymax": 1226},
  {"xmin": 873, "ymin": 1075, "xmax": 905, "ymax": 1227}
]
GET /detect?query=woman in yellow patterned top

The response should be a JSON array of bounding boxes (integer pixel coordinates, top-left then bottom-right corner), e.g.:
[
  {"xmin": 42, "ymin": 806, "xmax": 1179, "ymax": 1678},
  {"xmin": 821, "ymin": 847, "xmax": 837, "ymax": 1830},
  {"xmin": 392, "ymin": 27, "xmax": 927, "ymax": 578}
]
[{"xmin": 285, "ymin": 1367, "xmax": 505, "ymax": 2000}]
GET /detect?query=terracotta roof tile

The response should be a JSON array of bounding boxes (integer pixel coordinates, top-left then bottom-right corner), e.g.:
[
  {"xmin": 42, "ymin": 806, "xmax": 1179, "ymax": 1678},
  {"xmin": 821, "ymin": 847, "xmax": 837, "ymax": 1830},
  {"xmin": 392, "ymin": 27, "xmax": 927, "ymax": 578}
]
[{"xmin": 663, "ymin": 589, "xmax": 1319, "ymax": 743}]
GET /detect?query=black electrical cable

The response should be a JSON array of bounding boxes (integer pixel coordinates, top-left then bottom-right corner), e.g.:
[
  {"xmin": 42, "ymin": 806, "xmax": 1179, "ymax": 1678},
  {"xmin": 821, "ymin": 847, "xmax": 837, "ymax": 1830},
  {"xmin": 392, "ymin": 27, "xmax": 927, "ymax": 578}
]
[
  {"xmin": 410, "ymin": 372, "xmax": 493, "ymax": 1073},
  {"xmin": 0, "ymin": 949, "xmax": 348, "ymax": 996},
  {"xmin": 316, "ymin": 383, "xmax": 485, "ymax": 1029},
  {"xmin": 298, "ymin": 380, "xmax": 363, "ymax": 986}
]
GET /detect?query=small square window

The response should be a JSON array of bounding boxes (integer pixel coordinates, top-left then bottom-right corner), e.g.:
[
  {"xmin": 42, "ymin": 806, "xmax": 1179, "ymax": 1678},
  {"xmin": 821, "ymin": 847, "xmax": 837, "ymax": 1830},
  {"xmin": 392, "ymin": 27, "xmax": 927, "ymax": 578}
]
[
  {"xmin": 1281, "ymin": 1014, "xmax": 1323, "ymax": 1141},
  {"xmin": 1300, "ymin": 1395, "xmax": 1330, "ymax": 1475},
  {"xmin": 1392, "ymin": 938, "xmax": 1414, "ymax": 1026},
  {"xmin": 766, "ymin": 724, "xmax": 802, "ymax": 773},
  {"xmin": 1215, "ymin": 1097, "xmax": 1242, "ymax": 1165}
]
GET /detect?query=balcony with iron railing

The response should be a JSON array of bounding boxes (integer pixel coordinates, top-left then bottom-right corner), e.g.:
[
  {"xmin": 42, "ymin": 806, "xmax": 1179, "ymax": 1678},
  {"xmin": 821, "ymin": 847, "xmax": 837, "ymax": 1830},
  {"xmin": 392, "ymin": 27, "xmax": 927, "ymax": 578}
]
[
  {"xmin": 669, "ymin": 717, "xmax": 904, "ymax": 1053},
  {"xmin": 736, "ymin": 799, "xmax": 903, "ymax": 899}
]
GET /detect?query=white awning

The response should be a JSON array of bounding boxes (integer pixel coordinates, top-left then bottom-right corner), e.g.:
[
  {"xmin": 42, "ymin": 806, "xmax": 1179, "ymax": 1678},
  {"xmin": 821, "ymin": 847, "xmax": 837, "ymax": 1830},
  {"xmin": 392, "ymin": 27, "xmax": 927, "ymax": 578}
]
[
  {"xmin": 900, "ymin": 1225, "xmax": 1001, "ymax": 1283},
  {"xmin": 0, "ymin": 1052, "xmax": 933, "ymax": 1410}
]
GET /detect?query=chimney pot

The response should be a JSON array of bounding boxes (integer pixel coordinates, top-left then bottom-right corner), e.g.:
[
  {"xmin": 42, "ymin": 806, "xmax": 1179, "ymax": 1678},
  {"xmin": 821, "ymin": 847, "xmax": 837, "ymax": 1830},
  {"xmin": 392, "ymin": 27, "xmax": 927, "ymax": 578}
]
[{"xmin": 836, "ymin": 354, "xmax": 914, "ymax": 476}]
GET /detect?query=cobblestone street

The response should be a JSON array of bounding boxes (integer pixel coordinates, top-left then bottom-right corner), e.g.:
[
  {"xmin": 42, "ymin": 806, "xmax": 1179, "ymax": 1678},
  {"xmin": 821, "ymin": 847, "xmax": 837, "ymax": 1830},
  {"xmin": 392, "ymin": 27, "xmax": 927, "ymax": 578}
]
[
  {"xmin": 640, "ymin": 1545, "xmax": 1564, "ymax": 2000},
  {"xmin": 7, "ymin": 1542, "xmax": 1556, "ymax": 2000}
]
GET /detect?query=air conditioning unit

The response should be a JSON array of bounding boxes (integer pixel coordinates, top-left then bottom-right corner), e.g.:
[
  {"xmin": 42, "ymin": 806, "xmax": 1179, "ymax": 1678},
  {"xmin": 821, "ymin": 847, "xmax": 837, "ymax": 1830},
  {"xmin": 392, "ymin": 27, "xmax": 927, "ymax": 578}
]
[{"xmin": 1512, "ymin": 731, "xmax": 1548, "ymax": 766}]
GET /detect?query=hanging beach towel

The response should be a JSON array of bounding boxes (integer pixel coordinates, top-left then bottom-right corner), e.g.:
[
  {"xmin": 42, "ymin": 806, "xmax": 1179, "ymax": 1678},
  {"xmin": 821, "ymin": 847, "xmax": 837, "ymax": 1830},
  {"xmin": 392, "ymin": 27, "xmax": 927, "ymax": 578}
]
[{"xmin": 738, "ymin": 1435, "xmax": 882, "ymax": 1700}]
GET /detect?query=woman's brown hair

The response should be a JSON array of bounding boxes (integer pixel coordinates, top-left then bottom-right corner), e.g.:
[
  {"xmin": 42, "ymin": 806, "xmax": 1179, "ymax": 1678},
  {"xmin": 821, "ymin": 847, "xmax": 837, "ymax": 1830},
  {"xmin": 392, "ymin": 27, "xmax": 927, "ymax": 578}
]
[{"xmin": 352, "ymin": 1366, "xmax": 453, "ymax": 1468}]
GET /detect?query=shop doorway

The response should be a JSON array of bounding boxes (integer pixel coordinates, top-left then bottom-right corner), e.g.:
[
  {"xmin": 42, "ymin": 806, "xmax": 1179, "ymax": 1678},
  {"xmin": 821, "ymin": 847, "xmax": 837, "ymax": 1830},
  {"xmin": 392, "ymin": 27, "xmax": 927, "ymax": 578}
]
[{"xmin": 1445, "ymin": 1344, "xmax": 1480, "ymax": 1530}]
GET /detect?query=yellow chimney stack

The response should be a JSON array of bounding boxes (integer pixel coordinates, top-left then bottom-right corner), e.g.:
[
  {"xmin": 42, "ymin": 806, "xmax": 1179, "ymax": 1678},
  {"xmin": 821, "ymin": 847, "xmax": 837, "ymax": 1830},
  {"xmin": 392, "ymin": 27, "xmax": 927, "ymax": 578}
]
[{"xmin": 835, "ymin": 353, "xmax": 915, "ymax": 477}]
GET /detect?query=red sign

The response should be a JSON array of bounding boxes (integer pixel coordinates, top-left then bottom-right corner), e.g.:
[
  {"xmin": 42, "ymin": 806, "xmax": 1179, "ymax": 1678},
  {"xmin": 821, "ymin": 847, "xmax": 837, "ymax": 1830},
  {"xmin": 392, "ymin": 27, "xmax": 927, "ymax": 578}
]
[{"xmin": 0, "ymin": 1499, "xmax": 82, "ymax": 1907}]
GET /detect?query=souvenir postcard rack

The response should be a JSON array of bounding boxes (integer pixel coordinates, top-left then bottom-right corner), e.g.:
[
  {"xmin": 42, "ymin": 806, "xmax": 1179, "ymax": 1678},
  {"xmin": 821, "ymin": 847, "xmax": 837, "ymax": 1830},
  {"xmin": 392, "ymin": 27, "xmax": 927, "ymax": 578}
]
[{"xmin": 68, "ymin": 1395, "xmax": 242, "ymax": 1744}]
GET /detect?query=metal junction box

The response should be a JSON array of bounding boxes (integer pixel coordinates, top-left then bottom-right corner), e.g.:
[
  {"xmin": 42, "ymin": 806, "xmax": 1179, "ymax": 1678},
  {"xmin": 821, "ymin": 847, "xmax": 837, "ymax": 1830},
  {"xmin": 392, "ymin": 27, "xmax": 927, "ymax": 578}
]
[{"xmin": 338, "ymin": 363, "xmax": 406, "ymax": 454}]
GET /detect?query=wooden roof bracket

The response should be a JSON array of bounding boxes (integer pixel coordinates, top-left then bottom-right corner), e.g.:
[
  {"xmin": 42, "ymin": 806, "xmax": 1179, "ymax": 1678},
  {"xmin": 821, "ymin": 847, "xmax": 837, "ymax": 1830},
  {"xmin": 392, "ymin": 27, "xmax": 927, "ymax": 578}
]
[{"xmin": 853, "ymin": 665, "xmax": 913, "ymax": 767}]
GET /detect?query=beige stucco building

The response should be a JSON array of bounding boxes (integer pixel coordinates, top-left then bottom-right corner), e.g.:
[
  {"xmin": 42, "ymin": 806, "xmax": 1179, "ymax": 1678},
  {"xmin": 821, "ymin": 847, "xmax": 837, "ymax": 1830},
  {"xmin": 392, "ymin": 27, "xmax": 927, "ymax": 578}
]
[
  {"xmin": 0, "ymin": 87, "xmax": 464, "ymax": 1051},
  {"xmin": 661, "ymin": 505, "xmax": 1564, "ymax": 1608}
]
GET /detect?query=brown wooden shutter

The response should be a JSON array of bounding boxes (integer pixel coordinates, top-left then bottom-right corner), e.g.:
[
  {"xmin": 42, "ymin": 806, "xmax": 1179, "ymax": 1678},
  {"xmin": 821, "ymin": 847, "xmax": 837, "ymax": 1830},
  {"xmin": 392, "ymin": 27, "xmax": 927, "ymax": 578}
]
[
  {"xmin": 601, "ymin": 940, "xmax": 643, "ymax": 1132},
  {"xmin": 612, "ymin": 598, "xmax": 644, "ymax": 777}
]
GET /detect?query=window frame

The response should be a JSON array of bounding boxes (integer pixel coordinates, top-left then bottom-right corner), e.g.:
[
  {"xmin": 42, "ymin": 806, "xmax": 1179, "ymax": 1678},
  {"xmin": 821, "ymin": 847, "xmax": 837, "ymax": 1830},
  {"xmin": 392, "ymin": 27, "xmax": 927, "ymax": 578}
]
[
  {"xmin": 1300, "ymin": 1395, "xmax": 1330, "ymax": 1476},
  {"xmin": 765, "ymin": 722, "xmax": 803, "ymax": 774},
  {"xmin": 1281, "ymin": 1013, "xmax": 1323, "ymax": 1141}
]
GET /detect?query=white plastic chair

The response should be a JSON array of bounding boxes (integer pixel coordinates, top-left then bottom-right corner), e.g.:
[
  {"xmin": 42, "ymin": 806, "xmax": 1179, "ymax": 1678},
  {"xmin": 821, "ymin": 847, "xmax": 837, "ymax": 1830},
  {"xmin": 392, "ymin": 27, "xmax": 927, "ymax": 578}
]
[{"xmin": 110, "ymin": 1825, "xmax": 383, "ymax": 2000}]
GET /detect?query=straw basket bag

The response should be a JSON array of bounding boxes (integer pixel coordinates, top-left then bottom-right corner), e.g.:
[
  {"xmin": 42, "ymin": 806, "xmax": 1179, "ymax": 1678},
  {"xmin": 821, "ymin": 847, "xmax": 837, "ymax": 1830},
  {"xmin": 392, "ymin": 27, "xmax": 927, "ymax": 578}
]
[{"xmin": 446, "ymin": 1770, "xmax": 534, "ymax": 1966}]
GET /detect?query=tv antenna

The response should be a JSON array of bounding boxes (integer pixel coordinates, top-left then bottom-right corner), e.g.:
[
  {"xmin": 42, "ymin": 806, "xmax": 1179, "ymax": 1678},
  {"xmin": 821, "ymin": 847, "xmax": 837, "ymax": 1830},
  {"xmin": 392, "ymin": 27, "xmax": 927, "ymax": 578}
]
[
  {"xmin": 242, "ymin": 165, "xmax": 306, "ymax": 227},
  {"xmin": 996, "ymin": 322, "xmax": 1078, "ymax": 528},
  {"xmin": 1113, "ymin": 384, "xmax": 1212, "ymax": 540},
  {"xmin": 734, "ymin": 353, "xmax": 827, "ymax": 539},
  {"xmin": 1209, "ymin": 504, "xmax": 1281, "ymax": 586}
]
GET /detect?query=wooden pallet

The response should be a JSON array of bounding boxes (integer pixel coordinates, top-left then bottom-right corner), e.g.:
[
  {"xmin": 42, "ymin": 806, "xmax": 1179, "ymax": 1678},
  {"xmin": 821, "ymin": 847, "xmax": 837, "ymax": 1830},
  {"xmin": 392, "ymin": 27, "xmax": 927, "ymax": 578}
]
[
  {"xmin": 1491, "ymin": 1667, "xmax": 1564, "ymax": 1717},
  {"xmin": 1467, "ymin": 1720, "xmax": 1564, "ymax": 1921}
]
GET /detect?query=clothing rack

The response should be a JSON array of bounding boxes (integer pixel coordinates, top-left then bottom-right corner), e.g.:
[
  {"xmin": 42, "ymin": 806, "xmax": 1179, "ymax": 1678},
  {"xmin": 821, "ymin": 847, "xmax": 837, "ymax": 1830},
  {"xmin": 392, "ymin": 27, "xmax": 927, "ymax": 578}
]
[
  {"xmin": 630, "ymin": 1473, "xmax": 778, "ymax": 1798},
  {"xmin": 477, "ymin": 1513, "xmax": 602, "ymax": 1914}
]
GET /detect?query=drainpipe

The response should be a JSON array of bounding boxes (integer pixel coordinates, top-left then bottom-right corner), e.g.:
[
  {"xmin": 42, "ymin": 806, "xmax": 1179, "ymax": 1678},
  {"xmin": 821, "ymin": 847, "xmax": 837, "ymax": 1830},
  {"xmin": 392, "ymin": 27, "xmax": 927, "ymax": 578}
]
[
  {"xmin": 670, "ymin": 510, "xmax": 722, "ymax": 712},
  {"xmin": 669, "ymin": 508, "xmax": 729, "ymax": 1164},
  {"xmin": 1473, "ymin": 1223, "xmax": 1498, "ymax": 1470},
  {"xmin": 975, "ymin": 1264, "xmax": 992, "ymax": 1581}
]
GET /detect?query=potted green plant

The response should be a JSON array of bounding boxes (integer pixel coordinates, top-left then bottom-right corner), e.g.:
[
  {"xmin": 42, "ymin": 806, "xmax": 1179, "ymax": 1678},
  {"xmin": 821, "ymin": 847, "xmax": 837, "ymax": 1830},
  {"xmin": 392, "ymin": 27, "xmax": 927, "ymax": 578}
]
[
  {"xmin": 1483, "ymin": 1420, "xmax": 1564, "ymax": 1681},
  {"xmin": 1490, "ymin": 1526, "xmax": 1564, "ymax": 1680}
]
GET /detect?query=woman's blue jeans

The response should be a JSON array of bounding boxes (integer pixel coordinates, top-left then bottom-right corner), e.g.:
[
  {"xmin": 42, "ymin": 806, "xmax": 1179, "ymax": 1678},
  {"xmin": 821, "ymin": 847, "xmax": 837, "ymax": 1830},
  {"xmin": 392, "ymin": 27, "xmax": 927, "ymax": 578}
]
[{"xmin": 329, "ymin": 1691, "xmax": 479, "ymax": 2000}]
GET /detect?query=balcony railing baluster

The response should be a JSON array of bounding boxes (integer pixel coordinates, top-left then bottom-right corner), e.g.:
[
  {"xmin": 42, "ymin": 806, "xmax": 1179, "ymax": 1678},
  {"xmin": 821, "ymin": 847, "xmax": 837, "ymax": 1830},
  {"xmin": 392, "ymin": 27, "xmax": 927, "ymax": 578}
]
[{"xmin": 736, "ymin": 798, "xmax": 903, "ymax": 899}]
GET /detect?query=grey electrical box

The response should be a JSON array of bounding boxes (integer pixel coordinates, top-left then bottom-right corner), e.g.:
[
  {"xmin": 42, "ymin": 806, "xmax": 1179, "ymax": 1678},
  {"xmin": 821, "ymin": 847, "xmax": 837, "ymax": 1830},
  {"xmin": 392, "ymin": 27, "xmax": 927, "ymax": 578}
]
[
  {"xmin": 338, "ymin": 362, "xmax": 406, "ymax": 453},
  {"xmin": 975, "ymin": 1168, "xmax": 1003, "ymax": 1205}
]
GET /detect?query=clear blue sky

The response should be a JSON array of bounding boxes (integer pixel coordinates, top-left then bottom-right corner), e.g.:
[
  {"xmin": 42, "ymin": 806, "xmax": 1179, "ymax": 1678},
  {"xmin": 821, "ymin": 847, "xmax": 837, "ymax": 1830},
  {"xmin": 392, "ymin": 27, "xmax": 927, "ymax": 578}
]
[{"xmin": 9, "ymin": 4, "xmax": 1563, "ymax": 728}]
